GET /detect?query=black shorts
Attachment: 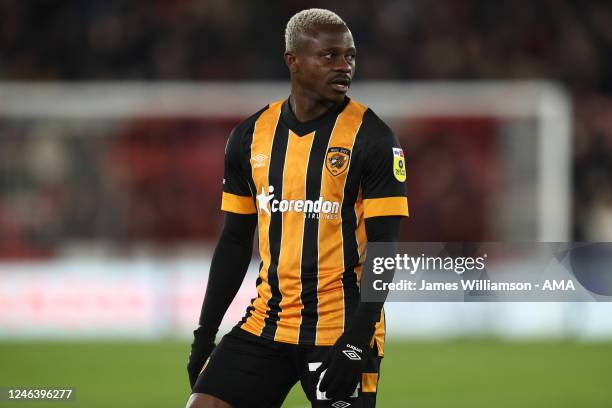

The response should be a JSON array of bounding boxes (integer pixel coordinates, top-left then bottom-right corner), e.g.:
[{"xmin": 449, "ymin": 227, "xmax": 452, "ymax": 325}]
[{"xmin": 193, "ymin": 327, "xmax": 381, "ymax": 408}]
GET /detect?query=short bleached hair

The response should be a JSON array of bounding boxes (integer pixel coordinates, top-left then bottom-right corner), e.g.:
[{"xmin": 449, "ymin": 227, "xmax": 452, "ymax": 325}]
[{"xmin": 285, "ymin": 8, "xmax": 346, "ymax": 52}]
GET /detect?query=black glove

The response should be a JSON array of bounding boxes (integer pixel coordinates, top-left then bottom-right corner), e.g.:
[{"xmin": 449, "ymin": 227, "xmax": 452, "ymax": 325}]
[
  {"xmin": 316, "ymin": 332, "xmax": 368, "ymax": 399},
  {"xmin": 187, "ymin": 326, "xmax": 216, "ymax": 389}
]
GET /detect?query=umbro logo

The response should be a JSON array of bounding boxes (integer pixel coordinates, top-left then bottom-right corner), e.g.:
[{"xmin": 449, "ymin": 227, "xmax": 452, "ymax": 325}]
[
  {"xmin": 342, "ymin": 350, "xmax": 361, "ymax": 361},
  {"xmin": 332, "ymin": 401, "xmax": 351, "ymax": 408},
  {"xmin": 342, "ymin": 343, "xmax": 362, "ymax": 361},
  {"xmin": 346, "ymin": 343, "xmax": 363, "ymax": 353},
  {"xmin": 251, "ymin": 153, "xmax": 268, "ymax": 168}
]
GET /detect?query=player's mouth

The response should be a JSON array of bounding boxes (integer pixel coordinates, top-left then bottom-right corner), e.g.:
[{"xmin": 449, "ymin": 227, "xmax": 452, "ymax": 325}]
[{"xmin": 330, "ymin": 76, "xmax": 351, "ymax": 93}]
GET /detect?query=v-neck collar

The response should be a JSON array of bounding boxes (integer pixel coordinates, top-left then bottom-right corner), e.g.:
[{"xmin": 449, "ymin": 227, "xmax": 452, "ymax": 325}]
[{"xmin": 280, "ymin": 96, "xmax": 350, "ymax": 136}]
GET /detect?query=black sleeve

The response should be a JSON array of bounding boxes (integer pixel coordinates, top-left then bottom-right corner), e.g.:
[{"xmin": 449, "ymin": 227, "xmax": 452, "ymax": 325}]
[
  {"xmin": 196, "ymin": 212, "xmax": 257, "ymax": 338},
  {"xmin": 364, "ymin": 216, "xmax": 401, "ymax": 242},
  {"xmin": 343, "ymin": 216, "xmax": 401, "ymax": 344},
  {"xmin": 221, "ymin": 126, "xmax": 257, "ymax": 214},
  {"xmin": 360, "ymin": 110, "xmax": 409, "ymax": 218}
]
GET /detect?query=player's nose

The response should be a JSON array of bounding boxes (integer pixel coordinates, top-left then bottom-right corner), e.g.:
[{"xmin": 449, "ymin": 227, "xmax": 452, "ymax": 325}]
[{"xmin": 334, "ymin": 58, "xmax": 352, "ymax": 74}]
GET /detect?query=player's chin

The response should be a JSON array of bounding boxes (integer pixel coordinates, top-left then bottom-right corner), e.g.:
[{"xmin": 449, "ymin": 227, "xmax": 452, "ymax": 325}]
[{"xmin": 324, "ymin": 86, "xmax": 349, "ymax": 102}]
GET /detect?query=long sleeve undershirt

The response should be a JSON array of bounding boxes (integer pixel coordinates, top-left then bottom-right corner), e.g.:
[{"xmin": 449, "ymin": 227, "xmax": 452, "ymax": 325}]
[
  {"xmin": 196, "ymin": 212, "xmax": 257, "ymax": 339},
  {"xmin": 346, "ymin": 215, "xmax": 401, "ymax": 345}
]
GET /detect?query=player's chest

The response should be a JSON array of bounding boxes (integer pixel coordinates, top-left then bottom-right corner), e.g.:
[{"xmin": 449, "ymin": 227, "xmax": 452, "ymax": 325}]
[{"xmin": 250, "ymin": 134, "xmax": 363, "ymax": 200}]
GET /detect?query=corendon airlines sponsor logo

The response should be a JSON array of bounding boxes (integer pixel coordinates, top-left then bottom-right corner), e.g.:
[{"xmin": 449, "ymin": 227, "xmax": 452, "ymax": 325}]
[{"xmin": 256, "ymin": 185, "xmax": 340, "ymax": 219}]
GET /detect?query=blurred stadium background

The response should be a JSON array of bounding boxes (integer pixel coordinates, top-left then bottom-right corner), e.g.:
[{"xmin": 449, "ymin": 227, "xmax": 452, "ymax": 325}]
[{"xmin": 1, "ymin": 1, "xmax": 612, "ymax": 407}]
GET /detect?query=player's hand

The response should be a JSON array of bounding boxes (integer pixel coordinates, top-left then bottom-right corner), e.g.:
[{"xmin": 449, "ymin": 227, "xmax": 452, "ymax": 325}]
[
  {"xmin": 316, "ymin": 333, "xmax": 367, "ymax": 399},
  {"xmin": 187, "ymin": 326, "xmax": 216, "ymax": 389}
]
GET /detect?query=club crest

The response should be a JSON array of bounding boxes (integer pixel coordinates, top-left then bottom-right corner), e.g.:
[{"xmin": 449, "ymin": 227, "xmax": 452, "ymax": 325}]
[{"xmin": 325, "ymin": 147, "xmax": 351, "ymax": 176}]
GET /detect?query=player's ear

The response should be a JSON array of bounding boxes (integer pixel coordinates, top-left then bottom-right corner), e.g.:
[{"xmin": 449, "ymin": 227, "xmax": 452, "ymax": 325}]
[{"xmin": 284, "ymin": 51, "xmax": 299, "ymax": 74}]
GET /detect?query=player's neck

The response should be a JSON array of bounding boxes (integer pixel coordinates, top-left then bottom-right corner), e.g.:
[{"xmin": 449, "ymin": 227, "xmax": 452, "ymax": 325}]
[{"xmin": 289, "ymin": 91, "xmax": 339, "ymax": 123}]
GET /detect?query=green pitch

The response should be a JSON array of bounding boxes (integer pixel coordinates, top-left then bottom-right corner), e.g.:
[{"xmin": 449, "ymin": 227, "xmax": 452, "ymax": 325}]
[{"xmin": 1, "ymin": 340, "xmax": 611, "ymax": 408}]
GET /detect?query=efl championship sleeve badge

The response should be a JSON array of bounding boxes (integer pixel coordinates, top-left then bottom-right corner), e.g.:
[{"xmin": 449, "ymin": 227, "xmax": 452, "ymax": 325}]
[{"xmin": 392, "ymin": 147, "xmax": 406, "ymax": 182}]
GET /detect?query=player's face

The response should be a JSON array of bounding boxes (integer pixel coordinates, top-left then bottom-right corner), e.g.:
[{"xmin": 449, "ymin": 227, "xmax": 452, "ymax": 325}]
[{"xmin": 291, "ymin": 24, "xmax": 356, "ymax": 104}]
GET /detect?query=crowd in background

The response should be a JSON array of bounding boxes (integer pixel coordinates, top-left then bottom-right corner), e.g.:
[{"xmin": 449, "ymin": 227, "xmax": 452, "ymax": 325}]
[
  {"xmin": 1, "ymin": 0, "xmax": 611, "ymax": 89},
  {"xmin": 1, "ymin": 0, "xmax": 612, "ymax": 255}
]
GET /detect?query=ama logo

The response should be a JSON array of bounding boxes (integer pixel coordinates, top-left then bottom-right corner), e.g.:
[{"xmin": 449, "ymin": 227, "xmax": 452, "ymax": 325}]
[{"xmin": 256, "ymin": 185, "xmax": 340, "ymax": 219}]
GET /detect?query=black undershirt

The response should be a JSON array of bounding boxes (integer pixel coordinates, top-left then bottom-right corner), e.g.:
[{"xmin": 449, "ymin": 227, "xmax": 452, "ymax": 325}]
[{"xmin": 196, "ymin": 213, "xmax": 257, "ymax": 339}]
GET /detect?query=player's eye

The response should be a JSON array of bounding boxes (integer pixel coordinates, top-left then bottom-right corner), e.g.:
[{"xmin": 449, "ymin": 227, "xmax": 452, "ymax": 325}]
[
  {"xmin": 322, "ymin": 53, "xmax": 334, "ymax": 60},
  {"xmin": 346, "ymin": 54, "xmax": 356, "ymax": 62}
]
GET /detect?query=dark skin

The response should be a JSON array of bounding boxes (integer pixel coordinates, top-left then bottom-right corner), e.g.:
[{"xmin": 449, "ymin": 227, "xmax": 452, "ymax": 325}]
[
  {"xmin": 284, "ymin": 23, "xmax": 356, "ymax": 122},
  {"xmin": 185, "ymin": 392, "xmax": 231, "ymax": 408},
  {"xmin": 186, "ymin": 23, "xmax": 356, "ymax": 408}
]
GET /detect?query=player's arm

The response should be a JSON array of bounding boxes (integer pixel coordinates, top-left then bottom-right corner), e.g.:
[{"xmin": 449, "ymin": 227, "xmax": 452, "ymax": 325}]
[
  {"xmin": 187, "ymin": 212, "xmax": 256, "ymax": 389},
  {"xmin": 341, "ymin": 215, "xmax": 401, "ymax": 344},
  {"xmin": 318, "ymin": 216, "xmax": 401, "ymax": 398},
  {"xmin": 188, "ymin": 125, "xmax": 258, "ymax": 389},
  {"xmin": 319, "ymin": 112, "xmax": 408, "ymax": 399}
]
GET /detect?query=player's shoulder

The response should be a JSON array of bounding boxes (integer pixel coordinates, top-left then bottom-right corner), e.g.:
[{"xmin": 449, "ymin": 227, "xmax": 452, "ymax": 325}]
[
  {"xmin": 230, "ymin": 104, "xmax": 271, "ymax": 139},
  {"xmin": 350, "ymin": 100, "xmax": 395, "ymax": 142}
]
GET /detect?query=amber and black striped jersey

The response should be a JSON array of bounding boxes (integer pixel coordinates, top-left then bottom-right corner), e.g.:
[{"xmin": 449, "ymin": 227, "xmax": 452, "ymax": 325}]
[{"xmin": 220, "ymin": 97, "xmax": 408, "ymax": 355}]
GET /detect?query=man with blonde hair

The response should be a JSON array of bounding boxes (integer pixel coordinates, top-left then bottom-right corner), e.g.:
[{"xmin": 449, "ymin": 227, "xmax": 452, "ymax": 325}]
[{"xmin": 186, "ymin": 8, "xmax": 408, "ymax": 408}]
